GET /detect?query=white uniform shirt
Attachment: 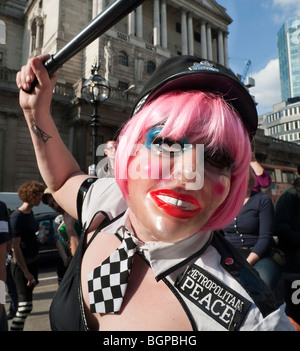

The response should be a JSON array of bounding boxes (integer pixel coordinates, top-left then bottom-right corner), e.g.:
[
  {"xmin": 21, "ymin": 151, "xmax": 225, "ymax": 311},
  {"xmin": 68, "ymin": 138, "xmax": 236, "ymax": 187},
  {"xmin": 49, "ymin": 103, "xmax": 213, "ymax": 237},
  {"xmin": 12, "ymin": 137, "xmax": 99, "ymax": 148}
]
[{"xmin": 81, "ymin": 178, "xmax": 127, "ymax": 231}]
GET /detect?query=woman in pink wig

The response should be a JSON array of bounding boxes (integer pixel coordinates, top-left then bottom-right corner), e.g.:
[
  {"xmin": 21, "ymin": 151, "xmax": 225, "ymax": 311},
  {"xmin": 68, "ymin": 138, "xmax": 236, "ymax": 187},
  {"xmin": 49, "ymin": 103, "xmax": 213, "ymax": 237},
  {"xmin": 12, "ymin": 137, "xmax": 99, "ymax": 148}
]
[{"xmin": 16, "ymin": 55, "xmax": 294, "ymax": 331}]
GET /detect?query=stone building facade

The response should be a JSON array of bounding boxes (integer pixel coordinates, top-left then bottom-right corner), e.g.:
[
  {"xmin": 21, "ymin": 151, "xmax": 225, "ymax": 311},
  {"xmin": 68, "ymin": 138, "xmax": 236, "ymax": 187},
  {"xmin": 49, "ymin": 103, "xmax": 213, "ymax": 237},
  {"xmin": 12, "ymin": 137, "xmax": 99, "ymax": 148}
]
[
  {"xmin": 259, "ymin": 98, "xmax": 300, "ymax": 145},
  {"xmin": 0, "ymin": 0, "xmax": 232, "ymax": 191},
  {"xmin": 0, "ymin": 0, "xmax": 300, "ymax": 193}
]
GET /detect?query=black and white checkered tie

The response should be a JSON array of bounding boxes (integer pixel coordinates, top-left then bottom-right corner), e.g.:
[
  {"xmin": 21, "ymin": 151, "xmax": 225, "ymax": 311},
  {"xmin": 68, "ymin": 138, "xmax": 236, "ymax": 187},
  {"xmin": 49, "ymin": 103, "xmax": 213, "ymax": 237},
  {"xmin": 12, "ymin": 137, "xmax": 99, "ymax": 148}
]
[{"xmin": 87, "ymin": 231, "xmax": 137, "ymax": 314}]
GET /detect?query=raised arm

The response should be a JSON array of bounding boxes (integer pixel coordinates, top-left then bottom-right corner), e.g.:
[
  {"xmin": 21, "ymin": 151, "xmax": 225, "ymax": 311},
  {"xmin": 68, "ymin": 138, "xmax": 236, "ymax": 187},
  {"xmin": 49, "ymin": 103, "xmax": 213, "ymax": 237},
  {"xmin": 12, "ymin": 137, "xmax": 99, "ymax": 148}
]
[{"xmin": 16, "ymin": 54, "xmax": 93, "ymax": 219}]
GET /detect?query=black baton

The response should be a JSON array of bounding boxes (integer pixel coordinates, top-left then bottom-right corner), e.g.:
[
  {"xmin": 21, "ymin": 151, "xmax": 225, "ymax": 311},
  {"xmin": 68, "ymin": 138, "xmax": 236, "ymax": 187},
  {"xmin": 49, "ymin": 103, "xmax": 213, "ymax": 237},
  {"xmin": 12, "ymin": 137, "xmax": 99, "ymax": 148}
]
[{"xmin": 25, "ymin": 0, "xmax": 145, "ymax": 93}]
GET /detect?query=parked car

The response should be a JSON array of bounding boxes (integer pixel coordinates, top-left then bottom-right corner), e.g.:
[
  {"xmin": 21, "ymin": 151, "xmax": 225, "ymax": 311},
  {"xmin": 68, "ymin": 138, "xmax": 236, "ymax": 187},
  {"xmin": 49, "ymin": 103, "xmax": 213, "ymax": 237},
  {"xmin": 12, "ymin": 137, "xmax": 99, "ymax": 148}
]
[{"xmin": 35, "ymin": 212, "xmax": 60, "ymax": 264}]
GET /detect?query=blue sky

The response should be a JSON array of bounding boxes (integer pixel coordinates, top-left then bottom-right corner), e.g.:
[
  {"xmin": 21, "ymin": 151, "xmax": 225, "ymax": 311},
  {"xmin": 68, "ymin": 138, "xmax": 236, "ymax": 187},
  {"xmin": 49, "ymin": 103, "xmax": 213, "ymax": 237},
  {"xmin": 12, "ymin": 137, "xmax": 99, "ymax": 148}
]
[{"xmin": 217, "ymin": 0, "xmax": 300, "ymax": 115}]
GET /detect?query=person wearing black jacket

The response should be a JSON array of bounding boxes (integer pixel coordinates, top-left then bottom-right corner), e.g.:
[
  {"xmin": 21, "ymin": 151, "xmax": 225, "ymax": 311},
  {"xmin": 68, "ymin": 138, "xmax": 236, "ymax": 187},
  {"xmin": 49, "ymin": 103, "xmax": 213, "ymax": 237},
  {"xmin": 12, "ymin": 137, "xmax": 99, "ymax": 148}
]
[
  {"xmin": 10, "ymin": 181, "xmax": 45, "ymax": 331},
  {"xmin": 275, "ymin": 177, "xmax": 300, "ymax": 327},
  {"xmin": 275, "ymin": 178, "xmax": 300, "ymax": 272}
]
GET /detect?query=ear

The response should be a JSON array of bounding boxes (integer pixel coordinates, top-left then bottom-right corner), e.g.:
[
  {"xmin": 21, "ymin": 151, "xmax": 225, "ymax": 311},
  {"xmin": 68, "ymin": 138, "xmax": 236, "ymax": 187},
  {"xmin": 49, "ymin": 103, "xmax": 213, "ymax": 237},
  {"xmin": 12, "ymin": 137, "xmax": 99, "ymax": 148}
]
[{"xmin": 104, "ymin": 150, "xmax": 108, "ymax": 156}]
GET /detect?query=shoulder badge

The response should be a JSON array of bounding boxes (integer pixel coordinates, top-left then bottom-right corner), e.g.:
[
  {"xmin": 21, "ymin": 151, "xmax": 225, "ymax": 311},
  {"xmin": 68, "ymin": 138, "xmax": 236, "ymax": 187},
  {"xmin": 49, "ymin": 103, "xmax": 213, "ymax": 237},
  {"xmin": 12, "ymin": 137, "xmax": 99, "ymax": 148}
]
[{"xmin": 176, "ymin": 264, "xmax": 252, "ymax": 331}]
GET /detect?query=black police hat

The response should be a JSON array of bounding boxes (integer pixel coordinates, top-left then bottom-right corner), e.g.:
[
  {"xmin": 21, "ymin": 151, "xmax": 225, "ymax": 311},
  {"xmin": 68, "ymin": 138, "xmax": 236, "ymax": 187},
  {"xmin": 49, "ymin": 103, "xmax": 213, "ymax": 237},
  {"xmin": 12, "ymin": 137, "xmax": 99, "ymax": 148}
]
[{"xmin": 132, "ymin": 55, "xmax": 258, "ymax": 139}]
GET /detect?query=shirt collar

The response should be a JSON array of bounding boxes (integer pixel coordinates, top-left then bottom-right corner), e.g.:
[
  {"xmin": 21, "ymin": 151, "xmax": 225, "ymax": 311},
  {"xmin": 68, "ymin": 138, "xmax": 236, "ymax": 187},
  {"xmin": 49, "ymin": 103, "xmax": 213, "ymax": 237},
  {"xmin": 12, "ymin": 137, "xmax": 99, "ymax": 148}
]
[{"xmin": 103, "ymin": 209, "xmax": 212, "ymax": 281}]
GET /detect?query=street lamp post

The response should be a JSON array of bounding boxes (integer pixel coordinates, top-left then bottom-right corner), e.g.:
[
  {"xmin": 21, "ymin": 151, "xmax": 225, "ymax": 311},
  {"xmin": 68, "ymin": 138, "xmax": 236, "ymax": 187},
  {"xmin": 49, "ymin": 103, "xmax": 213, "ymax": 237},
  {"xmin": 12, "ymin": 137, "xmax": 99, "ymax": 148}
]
[{"xmin": 81, "ymin": 62, "xmax": 110, "ymax": 175}]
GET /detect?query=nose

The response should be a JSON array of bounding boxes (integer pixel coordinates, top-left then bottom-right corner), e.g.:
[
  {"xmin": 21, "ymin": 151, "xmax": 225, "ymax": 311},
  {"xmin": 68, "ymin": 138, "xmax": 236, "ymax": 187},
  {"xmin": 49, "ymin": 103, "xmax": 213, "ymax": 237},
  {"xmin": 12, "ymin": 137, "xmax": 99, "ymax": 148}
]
[{"xmin": 170, "ymin": 145, "xmax": 204, "ymax": 190}]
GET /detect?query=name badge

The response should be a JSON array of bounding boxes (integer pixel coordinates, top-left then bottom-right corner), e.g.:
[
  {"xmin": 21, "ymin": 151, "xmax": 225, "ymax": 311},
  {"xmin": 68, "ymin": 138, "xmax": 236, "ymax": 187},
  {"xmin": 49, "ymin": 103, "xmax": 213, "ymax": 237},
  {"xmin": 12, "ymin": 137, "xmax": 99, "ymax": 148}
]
[{"xmin": 175, "ymin": 264, "xmax": 252, "ymax": 331}]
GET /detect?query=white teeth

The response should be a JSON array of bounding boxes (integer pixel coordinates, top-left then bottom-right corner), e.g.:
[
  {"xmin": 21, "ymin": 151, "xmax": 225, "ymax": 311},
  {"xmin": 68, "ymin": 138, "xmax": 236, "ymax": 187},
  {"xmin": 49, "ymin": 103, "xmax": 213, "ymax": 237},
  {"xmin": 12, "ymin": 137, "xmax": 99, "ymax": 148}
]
[{"xmin": 157, "ymin": 195, "xmax": 197, "ymax": 210}]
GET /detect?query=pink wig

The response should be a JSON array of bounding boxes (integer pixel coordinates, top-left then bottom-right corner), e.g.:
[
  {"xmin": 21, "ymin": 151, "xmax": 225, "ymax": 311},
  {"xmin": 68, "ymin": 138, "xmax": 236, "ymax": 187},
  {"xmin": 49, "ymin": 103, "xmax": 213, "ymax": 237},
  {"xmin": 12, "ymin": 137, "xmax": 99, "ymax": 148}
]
[{"xmin": 115, "ymin": 91, "xmax": 251, "ymax": 231}]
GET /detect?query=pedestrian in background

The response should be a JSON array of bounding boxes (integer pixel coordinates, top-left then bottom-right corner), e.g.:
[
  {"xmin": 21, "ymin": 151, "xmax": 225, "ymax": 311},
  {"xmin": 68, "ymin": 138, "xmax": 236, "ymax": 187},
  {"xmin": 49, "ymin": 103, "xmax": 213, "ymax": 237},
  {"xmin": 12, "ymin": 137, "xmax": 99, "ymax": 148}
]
[
  {"xmin": 275, "ymin": 177, "xmax": 300, "ymax": 328},
  {"xmin": 5, "ymin": 239, "xmax": 18, "ymax": 321},
  {"xmin": 10, "ymin": 181, "xmax": 45, "ymax": 331},
  {"xmin": 250, "ymin": 143, "xmax": 271, "ymax": 193},
  {"xmin": 42, "ymin": 188, "xmax": 81, "ymax": 284},
  {"xmin": 97, "ymin": 140, "xmax": 116, "ymax": 178},
  {"xmin": 0, "ymin": 200, "xmax": 12, "ymax": 331},
  {"xmin": 222, "ymin": 170, "xmax": 281, "ymax": 290}
]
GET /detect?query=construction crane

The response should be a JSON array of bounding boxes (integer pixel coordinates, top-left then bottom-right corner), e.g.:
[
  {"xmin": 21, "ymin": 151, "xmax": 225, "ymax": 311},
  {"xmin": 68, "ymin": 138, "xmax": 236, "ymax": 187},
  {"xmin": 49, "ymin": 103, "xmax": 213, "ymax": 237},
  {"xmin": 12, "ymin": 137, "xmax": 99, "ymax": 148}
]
[{"xmin": 241, "ymin": 60, "xmax": 255, "ymax": 88}]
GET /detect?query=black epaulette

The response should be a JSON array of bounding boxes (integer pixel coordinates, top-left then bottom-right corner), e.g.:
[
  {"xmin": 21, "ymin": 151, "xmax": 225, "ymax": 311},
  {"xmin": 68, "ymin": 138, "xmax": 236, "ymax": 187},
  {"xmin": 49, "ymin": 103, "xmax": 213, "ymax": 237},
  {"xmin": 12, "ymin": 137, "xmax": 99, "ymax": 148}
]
[
  {"xmin": 211, "ymin": 231, "xmax": 278, "ymax": 318},
  {"xmin": 76, "ymin": 177, "xmax": 98, "ymax": 228}
]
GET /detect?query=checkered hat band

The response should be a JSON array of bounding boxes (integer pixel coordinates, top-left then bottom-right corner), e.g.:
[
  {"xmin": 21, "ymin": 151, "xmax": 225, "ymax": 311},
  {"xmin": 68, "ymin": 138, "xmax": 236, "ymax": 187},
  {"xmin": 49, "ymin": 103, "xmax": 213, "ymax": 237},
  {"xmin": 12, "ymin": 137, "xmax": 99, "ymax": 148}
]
[{"xmin": 87, "ymin": 233, "xmax": 137, "ymax": 314}]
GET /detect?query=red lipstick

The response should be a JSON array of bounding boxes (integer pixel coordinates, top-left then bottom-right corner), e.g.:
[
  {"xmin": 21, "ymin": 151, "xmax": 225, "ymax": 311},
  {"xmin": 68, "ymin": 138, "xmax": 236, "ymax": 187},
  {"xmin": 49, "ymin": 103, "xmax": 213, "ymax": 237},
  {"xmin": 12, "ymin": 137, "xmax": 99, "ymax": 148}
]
[{"xmin": 150, "ymin": 189, "xmax": 202, "ymax": 219}]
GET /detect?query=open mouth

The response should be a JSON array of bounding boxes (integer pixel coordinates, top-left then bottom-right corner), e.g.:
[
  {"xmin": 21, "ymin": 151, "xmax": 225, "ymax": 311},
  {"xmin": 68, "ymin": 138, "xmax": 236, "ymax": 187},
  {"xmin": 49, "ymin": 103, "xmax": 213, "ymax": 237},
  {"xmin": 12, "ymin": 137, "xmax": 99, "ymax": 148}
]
[{"xmin": 150, "ymin": 189, "xmax": 202, "ymax": 219}]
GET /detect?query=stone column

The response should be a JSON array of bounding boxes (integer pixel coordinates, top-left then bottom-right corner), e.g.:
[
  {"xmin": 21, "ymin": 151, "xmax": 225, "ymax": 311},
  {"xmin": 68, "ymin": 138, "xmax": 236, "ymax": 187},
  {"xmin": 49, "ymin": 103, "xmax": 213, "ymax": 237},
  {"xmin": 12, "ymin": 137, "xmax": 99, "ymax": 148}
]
[
  {"xmin": 36, "ymin": 18, "xmax": 42, "ymax": 49},
  {"xmin": 161, "ymin": 0, "xmax": 167, "ymax": 49},
  {"xmin": 153, "ymin": 0, "xmax": 160, "ymax": 46},
  {"xmin": 207, "ymin": 23, "xmax": 213, "ymax": 60},
  {"xmin": 224, "ymin": 32, "xmax": 229, "ymax": 68},
  {"xmin": 200, "ymin": 21, "xmax": 207, "ymax": 59},
  {"xmin": 218, "ymin": 29, "xmax": 224, "ymax": 65},
  {"xmin": 181, "ymin": 9, "xmax": 188, "ymax": 55},
  {"xmin": 128, "ymin": 11, "xmax": 135, "ymax": 36},
  {"xmin": 187, "ymin": 13, "xmax": 194, "ymax": 55},
  {"xmin": 136, "ymin": 5, "xmax": 143, "ymax": 39},
  {"xmin": 93, "ymin": 0, "xmax": 106, "ymax": 17},
  {"xmin": 92, "ymin": 0, "xmax": 97, "ymax": 17}
]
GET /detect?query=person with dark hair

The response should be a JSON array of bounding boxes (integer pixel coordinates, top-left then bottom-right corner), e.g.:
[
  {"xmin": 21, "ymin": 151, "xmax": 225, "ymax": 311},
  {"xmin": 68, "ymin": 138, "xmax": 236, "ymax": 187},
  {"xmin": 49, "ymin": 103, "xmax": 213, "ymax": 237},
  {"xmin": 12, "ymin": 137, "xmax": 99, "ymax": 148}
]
[
  {"xmin": 10, "ymin": 181, "xmax": 45, "ymax": 331},
  {"xmin": 275, "ymin": 178, "xmax": 300, "ymax": 271},
  {"xmin": 250, "ymin": 147, "xmax": 271, "ymax": 193},
  {"xmin": 16, "ymin": 54, "xmax": 294, "ymax": 330},
  {"xmin": 275, "ymin": 177, "xmax": 300, "ymax": 328},
  {"xmin": 222, "ymin": 170, "xmax": 280, "ymax": 290}
]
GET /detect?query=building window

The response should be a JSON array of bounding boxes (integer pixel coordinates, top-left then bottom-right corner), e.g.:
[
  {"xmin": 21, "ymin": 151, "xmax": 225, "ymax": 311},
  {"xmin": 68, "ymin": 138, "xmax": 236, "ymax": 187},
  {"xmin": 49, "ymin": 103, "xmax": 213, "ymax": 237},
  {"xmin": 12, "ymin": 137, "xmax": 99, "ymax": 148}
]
[
  {"xmin": 194, "ymin": 31, "xmax": 200, "ymax": 43},
  {"xmin": 0, "ymin": 20, "xmax": 6, "ymax": 44},
  {"xmin": 147, "ymin": 61, "xmax": 155, "ymax": 75},
  {"xmin": 118, "ymin": 51, "xmax": 128, "ymax": 66},
  {"xmin": 39, "ymin": 23, "xmax": 44, "ymax": 48},
  {"xmin": 30, "ymin": 17, "xmax": 44, "ymax": 55},
  {"xmin": 31, "ymin": 19, "xmax": 37, "ymax": 52},
  {"xmin": 118, "ymin": 81, "xmax": 128, "ymax": 90}
]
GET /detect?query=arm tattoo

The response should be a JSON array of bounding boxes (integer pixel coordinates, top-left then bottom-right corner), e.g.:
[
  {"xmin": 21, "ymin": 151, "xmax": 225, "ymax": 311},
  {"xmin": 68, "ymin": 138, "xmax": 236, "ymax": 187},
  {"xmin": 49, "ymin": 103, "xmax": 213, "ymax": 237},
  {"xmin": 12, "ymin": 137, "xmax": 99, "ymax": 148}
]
[{"xmin": 31, "ymin": 123, "xmax": 52, "ymax": 143}]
